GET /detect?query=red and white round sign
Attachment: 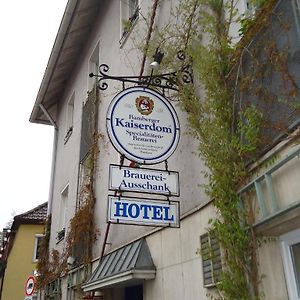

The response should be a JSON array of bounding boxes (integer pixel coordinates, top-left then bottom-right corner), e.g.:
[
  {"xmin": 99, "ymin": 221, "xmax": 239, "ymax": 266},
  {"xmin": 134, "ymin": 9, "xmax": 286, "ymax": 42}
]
[{"xmin": 25, "ymin": 275, "xmax": 35, "ymax": 296}]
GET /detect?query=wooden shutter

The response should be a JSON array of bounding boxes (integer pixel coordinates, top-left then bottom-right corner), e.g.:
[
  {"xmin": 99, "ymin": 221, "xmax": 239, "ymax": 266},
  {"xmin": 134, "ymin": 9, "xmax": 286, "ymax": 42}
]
[{"xmin": 200, "ymin": 233, "xmax": 222, "ymax": 287}]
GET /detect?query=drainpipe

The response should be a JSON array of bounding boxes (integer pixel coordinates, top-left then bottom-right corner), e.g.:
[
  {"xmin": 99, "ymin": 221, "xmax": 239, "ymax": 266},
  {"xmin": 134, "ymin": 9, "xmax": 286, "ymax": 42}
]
[
  {"xmin": 47, "ymin": 128, "xmax": 58, "ymax": 216},
  {"xmin": 39, "ymin": 104, "xmax": 58, "ymax": 216}
]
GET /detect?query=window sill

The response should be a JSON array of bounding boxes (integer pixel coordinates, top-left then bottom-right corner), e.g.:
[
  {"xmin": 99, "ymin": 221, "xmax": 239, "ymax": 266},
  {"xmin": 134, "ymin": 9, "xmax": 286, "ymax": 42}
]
[{"xmin": 204, "ymin": 282, "xmax": 218, "ymax": 289}]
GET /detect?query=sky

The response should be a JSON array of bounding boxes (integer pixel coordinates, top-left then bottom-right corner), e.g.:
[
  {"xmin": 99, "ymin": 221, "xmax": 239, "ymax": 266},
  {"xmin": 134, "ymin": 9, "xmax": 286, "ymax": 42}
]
[{"xmin": 0, "ymin": 0, "xmax": 68, "ymax": 229}]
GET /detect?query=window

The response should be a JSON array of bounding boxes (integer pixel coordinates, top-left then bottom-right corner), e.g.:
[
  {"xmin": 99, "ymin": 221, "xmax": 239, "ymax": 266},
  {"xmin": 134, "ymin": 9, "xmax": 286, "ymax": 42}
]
[
  {"xmin": 78, "ymin": 153, "xmax": 92, "ymax": 208},
  {"xmin": 67, "ymin": 267, "xmax": 90, "ymax": 300},
  {"xmin": 45, "ymin": 279, "xmax": 61, "ymax": 300},
  {"xmin": 281, "ymin": 228, "xmax": 300, "ymax": 299},
  {"xmin": 200, "ymin": 232, "xmax": 222, "ymax": 287},
  {"xmin": 120, "ymin": 0, "xmax": 139, "ymax": 44},
  {"xmin": 57, "ymin": 184, "xmax": 69, "ymax": 242},
  {"xmin": 79, "ymin": 88, "xmax": 97, "ymax": 163},
  {"xmin": 33, "ymin": 234, "xmax": 44, "ymax": 262},
  {"xmin": 128, "ymin": 0, "xmax": 138, "ymax": 20},
  {"xmin": 64, "ymin": 93, "xmax": 75, "ymax": 144},
  {"xmin": 243, "ymin": 0, "xmax": 263, "ymax": 15}
]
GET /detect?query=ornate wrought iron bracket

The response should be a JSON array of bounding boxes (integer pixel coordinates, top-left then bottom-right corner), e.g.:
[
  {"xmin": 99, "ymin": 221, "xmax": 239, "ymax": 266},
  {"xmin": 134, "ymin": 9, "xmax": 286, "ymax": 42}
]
[{"xmin": 89, "ymin": 51, "xmax": 193, "ymax": 92}]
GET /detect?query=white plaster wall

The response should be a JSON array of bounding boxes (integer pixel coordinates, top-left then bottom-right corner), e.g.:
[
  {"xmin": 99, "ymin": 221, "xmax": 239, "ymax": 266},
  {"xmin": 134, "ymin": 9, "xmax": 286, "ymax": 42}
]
[
  {"xmin": 44, "ymin": 1, "xmax": 298, "ymax": 299},
  {"xmin": 258, "ymin": 239, "xmax": 289, "ymax": 300},
  {"xmin": 145, "ymin": 204, "xmax": 216, "ymax": 300},
  {"xmin": 47, "ymin": 0, "xmax": 209, "ymax": 257}
]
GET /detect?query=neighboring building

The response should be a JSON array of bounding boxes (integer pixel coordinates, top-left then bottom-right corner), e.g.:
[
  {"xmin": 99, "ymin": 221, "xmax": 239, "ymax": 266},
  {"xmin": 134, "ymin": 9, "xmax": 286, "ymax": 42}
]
[
  {"xmin": 0, "ymin": 203, "xmax": 47, "ymax": 300},
  {"xmin": 29, "ymin": 0, "xmax": 300, "ymax": 300},
  {"xmin": 0, "ymin": 229, "xmax": 8, "ymax": 300}
]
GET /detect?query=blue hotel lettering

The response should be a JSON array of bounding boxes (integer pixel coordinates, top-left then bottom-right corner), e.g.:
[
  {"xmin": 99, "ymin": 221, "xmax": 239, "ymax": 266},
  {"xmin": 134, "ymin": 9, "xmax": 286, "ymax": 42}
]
[{"xmin": 113, "ymin": 201, "xmax": 174, "ymax": 222}]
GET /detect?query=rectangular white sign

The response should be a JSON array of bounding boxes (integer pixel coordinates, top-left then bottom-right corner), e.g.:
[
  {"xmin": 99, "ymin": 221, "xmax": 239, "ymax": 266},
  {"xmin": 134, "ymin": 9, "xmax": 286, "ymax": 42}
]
[
  {"xmin": 109, "ymin": 165, "xmax": 180, "ymax": 196},
  {"xmin": 108, "ymin": 195, "xmax": 180, "ymax": 227}
]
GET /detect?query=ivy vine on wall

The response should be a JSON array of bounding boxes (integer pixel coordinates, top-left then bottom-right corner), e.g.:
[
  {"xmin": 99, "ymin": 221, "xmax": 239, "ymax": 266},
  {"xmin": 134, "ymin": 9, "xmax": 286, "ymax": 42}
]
[
  {"xmin": 139, "ymin": 0, "xmax": 299, "ymax": 299},
  {"xmin": 36, "ymin": 88, "xmax": 100, "ymax": 290}
]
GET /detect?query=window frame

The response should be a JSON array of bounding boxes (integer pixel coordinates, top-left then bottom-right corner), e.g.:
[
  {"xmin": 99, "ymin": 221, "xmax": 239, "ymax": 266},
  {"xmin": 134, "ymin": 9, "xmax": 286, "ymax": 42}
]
[
  {"xmin": 64, "ymin": 93, "xmax": 75, "ymax": 144},
  {"xmin": 67, "ymin": 266, "xmax": 90, "ymax": 300},
  {"xmin": 119, "ymin": 0, "xmax": 139, "ymax": 45},
  {"xmin": 88, "ymin": 42, "xmax": 99, "ymax": 93},
  {"xmin": 32, "ymin": 234, "xmax": 44, "ymax": 262},
  {"xmin": 281, "ymin": 228, "xmax": 300, "ymax": 300},
  {"xmin": 57, "ymin": 183, "xmax": 69, "ymax": 242},
  {"xmin": 45, "ymin": 278, "xmax": 61, "ymax": 300},
  {"xmin": 200, "ymin": 232, "xmax": 222, "ymax": 288}
]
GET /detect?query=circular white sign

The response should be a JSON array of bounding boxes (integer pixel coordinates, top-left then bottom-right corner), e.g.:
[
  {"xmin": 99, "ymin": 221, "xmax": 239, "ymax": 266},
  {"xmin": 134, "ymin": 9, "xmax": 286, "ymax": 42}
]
[
  {"xmin": 25, "ymin": 276, "xmax": 35, "ymax": 296},
  {"xmin": 107, "ymin": 86, "xmax": 180, "ymax": 164}
]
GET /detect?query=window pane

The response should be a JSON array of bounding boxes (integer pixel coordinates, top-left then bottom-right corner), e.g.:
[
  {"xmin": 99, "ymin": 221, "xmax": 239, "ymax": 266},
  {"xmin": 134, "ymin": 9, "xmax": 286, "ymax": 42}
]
[
  {"xmin": 35, "ymin": 237, "xmax": 43, "ymax": 260},
  {"xmin": 291, "ymin": 242, "xmax": 300, "ymax": 296},
  {"xmin": 129, "ymin": 0, "xmax": 138, "ymax": 17}
]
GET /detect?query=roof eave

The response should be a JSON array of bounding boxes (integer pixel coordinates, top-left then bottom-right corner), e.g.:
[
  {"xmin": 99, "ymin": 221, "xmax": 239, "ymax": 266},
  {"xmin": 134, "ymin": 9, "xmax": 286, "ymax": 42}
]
[{"xmin": 29, "ymin": 0, "xmax": 78, "ymax": 125}]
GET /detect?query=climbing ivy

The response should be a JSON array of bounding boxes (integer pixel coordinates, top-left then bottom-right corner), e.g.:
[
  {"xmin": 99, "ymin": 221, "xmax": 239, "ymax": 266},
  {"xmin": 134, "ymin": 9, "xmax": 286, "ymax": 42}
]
[
  {"xmin": 36, "ymin": 88, "xmax": 100, "ymax": 290},
  {"xmin": 139, "ymin": 0, "xmax": 298, "ymax": 298}
]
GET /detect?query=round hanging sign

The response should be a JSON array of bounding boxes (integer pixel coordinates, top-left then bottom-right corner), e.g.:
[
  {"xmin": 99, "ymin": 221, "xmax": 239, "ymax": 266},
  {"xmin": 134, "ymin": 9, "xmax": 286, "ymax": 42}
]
[{"xmin": 106, "ymin": 86, "xmax": 180, "ymax": 164}]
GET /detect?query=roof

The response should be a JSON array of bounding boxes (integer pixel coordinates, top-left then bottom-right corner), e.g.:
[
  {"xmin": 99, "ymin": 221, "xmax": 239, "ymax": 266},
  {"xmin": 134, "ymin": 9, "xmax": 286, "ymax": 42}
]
[
  {"xmin": 11, "ymin": 202, "xmax": 48, "ymax": 230},
  {"xmin": 83, "ymin": 239, "xmax": 156, "ymax": 291},
  {"xmin": 30, "ymin": 0, "xmax": 101, "ymax": 125},
  {"xmin": 0, "ymin": 202, "xmax": 48, "ymax": 263}
]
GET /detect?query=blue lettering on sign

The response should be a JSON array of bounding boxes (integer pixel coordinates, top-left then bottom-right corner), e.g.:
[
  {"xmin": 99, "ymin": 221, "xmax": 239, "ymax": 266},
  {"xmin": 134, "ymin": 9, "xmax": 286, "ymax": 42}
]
[
  {"xmin": 120, "ymin": 180, "xmax": 171, "ymax": 193},
  {"xmin": 163, "ymin": 206, "xmax": 174, "ymax": 221},
  {"xmin": 113, "ymin": 200, "xmax": 175, "ymax": 223},
  {"xmin": 140, "ymin": 204, "xmax": 151, "ymax": 219},
  {"xmin": 128, "ymin": 203, "xmax": 139, "ymax": 218},
  {"xmin": 152, "ymin": 205, "xmax": 163, "ymax": 220},
  {"xmin": 115, "ymin": 118, "xmax": 172, "ymax": 134},
  {"xmin": 114, "ymin": 201, "xmax": 128, "ymax": 217}
]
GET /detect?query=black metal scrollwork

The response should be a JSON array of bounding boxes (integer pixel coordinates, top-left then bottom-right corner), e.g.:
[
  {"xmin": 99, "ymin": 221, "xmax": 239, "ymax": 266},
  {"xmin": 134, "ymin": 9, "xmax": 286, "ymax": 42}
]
[{"xmin": 89, "ymin": 50, "xmax": 193, "ymax": 92}]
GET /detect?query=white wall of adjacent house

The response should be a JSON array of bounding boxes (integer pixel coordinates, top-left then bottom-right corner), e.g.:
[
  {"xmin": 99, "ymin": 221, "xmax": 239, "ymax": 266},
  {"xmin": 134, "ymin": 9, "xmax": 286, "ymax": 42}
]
[
  {"xmin": 45, "ymin": 0, "xmax": 300, "ymax": 299},
  {"xmin": 256, "ymin": 140, "xmax": 300, "ymax": 299}
]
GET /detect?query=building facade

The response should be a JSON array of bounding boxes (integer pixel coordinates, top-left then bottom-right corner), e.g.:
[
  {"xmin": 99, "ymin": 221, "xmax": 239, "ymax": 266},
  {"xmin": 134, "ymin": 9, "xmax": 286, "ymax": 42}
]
[
  {"xmin": 0, "ymin": 203, "xmax": 47, "ymax": 300},
  {"xmin": 30, "ymin": 0, "xmax": 300, "ymax": 299}
]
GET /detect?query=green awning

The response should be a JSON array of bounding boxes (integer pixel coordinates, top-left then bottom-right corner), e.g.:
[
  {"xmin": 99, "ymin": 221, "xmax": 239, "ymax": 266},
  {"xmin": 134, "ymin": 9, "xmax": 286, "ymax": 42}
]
[{"xmin": 83, "ymin": 239, "xmax": 156, "ymax": 291}]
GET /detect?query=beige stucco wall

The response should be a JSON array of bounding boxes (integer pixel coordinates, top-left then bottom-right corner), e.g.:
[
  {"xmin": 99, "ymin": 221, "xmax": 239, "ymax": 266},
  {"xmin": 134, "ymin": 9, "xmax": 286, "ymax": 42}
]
[{"xmin": 2, "ymin": 224, "xmax": 44, "ymax": 300}]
